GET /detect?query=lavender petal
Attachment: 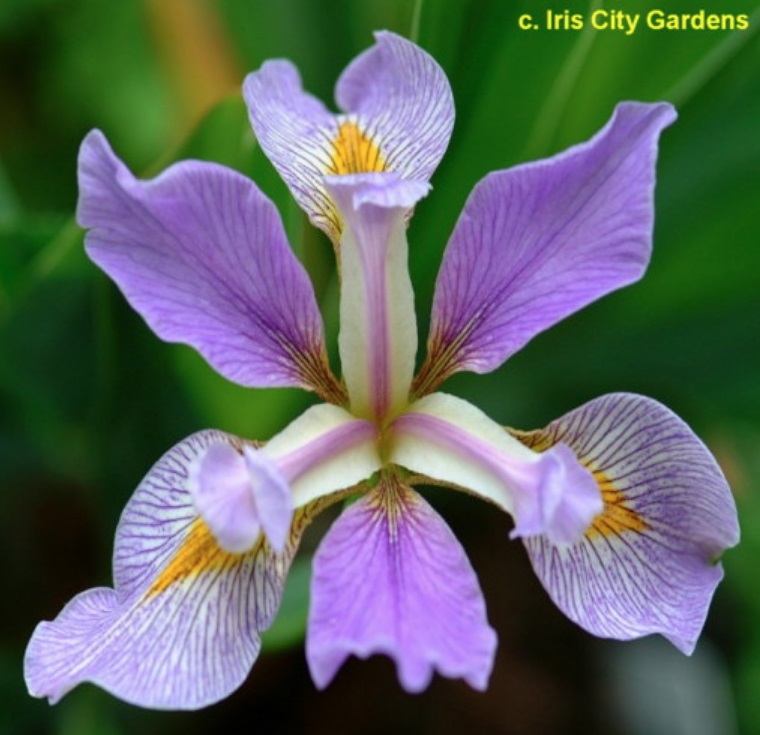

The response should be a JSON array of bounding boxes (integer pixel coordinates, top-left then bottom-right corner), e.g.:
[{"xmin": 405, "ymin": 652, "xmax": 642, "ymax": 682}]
[
  {"xmin": 25, "ymin": 431, "xmax": 308, "ymax": 709},
  {"xmin": 244, "ymin": 31, "xmax": 453, "ymax": 240},
  {"xmin": 307, "ymin": 475, "xmax": 497, "ymax": 692},
  {"xmin": 78, "ymin": 131, "xmax": 331, "ymax": 393},
  {"xmin": 335, "ymin": 31, "xmax": 454, "ymax": 183},
  {"xmin": 518, "ymin": 393, "xmax": 740, "ymax": 654},
  {"xmin": 421, "ymin": 102, "xmax": 676, "ymax": 389}
]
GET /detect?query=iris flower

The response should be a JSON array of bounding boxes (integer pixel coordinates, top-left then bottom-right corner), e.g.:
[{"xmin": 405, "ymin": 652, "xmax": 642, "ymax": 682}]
[{"xmin": 26, "ymin": 32, "xmax": 739, "ymax": 709}]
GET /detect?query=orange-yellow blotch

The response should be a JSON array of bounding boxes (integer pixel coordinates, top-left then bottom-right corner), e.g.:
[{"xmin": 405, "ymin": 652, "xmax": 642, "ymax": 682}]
[
  {"xmin": 586, "ymin": 471, "xmax": 648, "ymax": 539},
  {"xmin": 147, "ymin": 518, "xmax": 253, "ymax": 597},
  {"xmin": 507, "ymin": 428, "xmax": 648, "ymax": 541},
  {"xmin": 328, "ymin": 121, "xmax": 387, "ymax": 175}
]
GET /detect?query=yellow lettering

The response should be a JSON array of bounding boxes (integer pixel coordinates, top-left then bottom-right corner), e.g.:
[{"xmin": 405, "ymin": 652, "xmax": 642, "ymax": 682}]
[
  {"xmin": 518, "ymin": 13, "xmax": 534, "ymax": 30},
  {"xmin": 590, "ymin": 9, "xmax": 609, "ymax": 30},
  {"xmin": 647, "ymin": 10, "xmax": 665, "ymax": 29}
]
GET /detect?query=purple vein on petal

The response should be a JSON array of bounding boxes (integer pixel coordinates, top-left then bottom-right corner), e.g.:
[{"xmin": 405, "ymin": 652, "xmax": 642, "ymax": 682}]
[
  {"xmin": 25, "ymin": 431, "xmax": 313, "ymax": 710},
  {"xmin": 244, "ymin": 32, "xmax": 453, "ymax": 240}
]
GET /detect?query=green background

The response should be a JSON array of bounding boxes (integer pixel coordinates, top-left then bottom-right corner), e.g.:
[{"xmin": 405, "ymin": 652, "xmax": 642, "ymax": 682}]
[{"xmin": 1, "ymin": 0, "xmax": 759, "ymax": 733}]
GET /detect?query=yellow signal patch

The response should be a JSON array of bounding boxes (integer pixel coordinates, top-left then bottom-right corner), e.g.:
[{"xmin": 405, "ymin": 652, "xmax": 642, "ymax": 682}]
[
  {"xmin": 147, "ymin": 518, "xmax": 251, "ymax": 596},
  {"xmin": 508, "ymin": 428, "xmax": 648, "ymax": 541},
  {"xmin": 586, "ymin": 471, "xmax": 649, "ymax": 539},
  {"xmin": 328, "ymin": 121, "xmax": 386, "ymax": 175}
]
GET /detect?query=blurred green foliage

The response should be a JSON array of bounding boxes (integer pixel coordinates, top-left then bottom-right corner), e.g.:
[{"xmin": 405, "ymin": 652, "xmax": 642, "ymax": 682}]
[{"xmin": 1, "ymin": 0, "xmax": 759, "ymax": 733}]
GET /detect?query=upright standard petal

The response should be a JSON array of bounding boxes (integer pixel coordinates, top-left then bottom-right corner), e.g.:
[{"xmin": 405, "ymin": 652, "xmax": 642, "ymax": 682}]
[
  {"xmin": 335, "ymin": 31, "xmax": 454, "ymax": 182},
  {"xmin": 243, "ymin": 60, "xmax": 339, "ymax": 237},
  {"xmin": 25, "ymin": 431, "xmax": 317, "ymax": 710},
  {"xmin": 389, "ymin": 393, "xmax": 602, "ymax": 545},
  {"xmin": 515, "ymin": 394, "xmax": 739, "ymax": 654},
  {"xmin": 78, "ymin": 131, "xmax": 341, "ymax": 400},
  {"xmin": 327, "ymin": 173, "xmax": 428, "ymax": 422},
  {"xmin": 244, "ymin": 31, "xmax": 453, "ymax": 240},
  {"xmin": 416, "ymin": 102, "xmax": 676, "ymax": 395},
  {"xmin": 307, "ymin": 474, "xmax": 497, "ymax": 692}
]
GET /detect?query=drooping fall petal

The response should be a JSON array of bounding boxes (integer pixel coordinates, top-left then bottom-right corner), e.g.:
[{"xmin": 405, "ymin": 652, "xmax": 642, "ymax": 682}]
[
  {"xmin": 307, "ymin": 475, "xmax": 497, "ymax": 692},
  {"xmin": 515, "ymin": 393, "xmax": 739, "ymax": 653},
  {"xmin": 335, "ymin": 31, "xmax": 454, "ymax": 182},
  {"xmin": 25, "ymin": 431, "xmax": 310, "ymax": 710}
]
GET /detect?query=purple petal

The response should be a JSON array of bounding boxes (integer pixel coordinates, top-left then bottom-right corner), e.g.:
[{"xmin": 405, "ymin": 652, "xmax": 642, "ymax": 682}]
[
  {"xmin": 25, "ymin": 431, "xmax": 307, "ymax": 709},
  {"xmin": 189, "ymin": 444, "xmax": 293, "ymax": 554},
  {"xmin": 518, "ymin": 393, "xmax": 740, "ymax": 654},
  {"xmin": 244, "ymin": 32, "xmax": 453, "ymax": 240},
  {"xmin": 419, "ymin": 102, "xmax": 676, "ymax": 391},
  {"xmin": 78, "ymin": 130, "xmax": 336, "ymax": 395},
  {"xmin": 307, "ymin": 476, "xmax": 497, "ymax": 693}
]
